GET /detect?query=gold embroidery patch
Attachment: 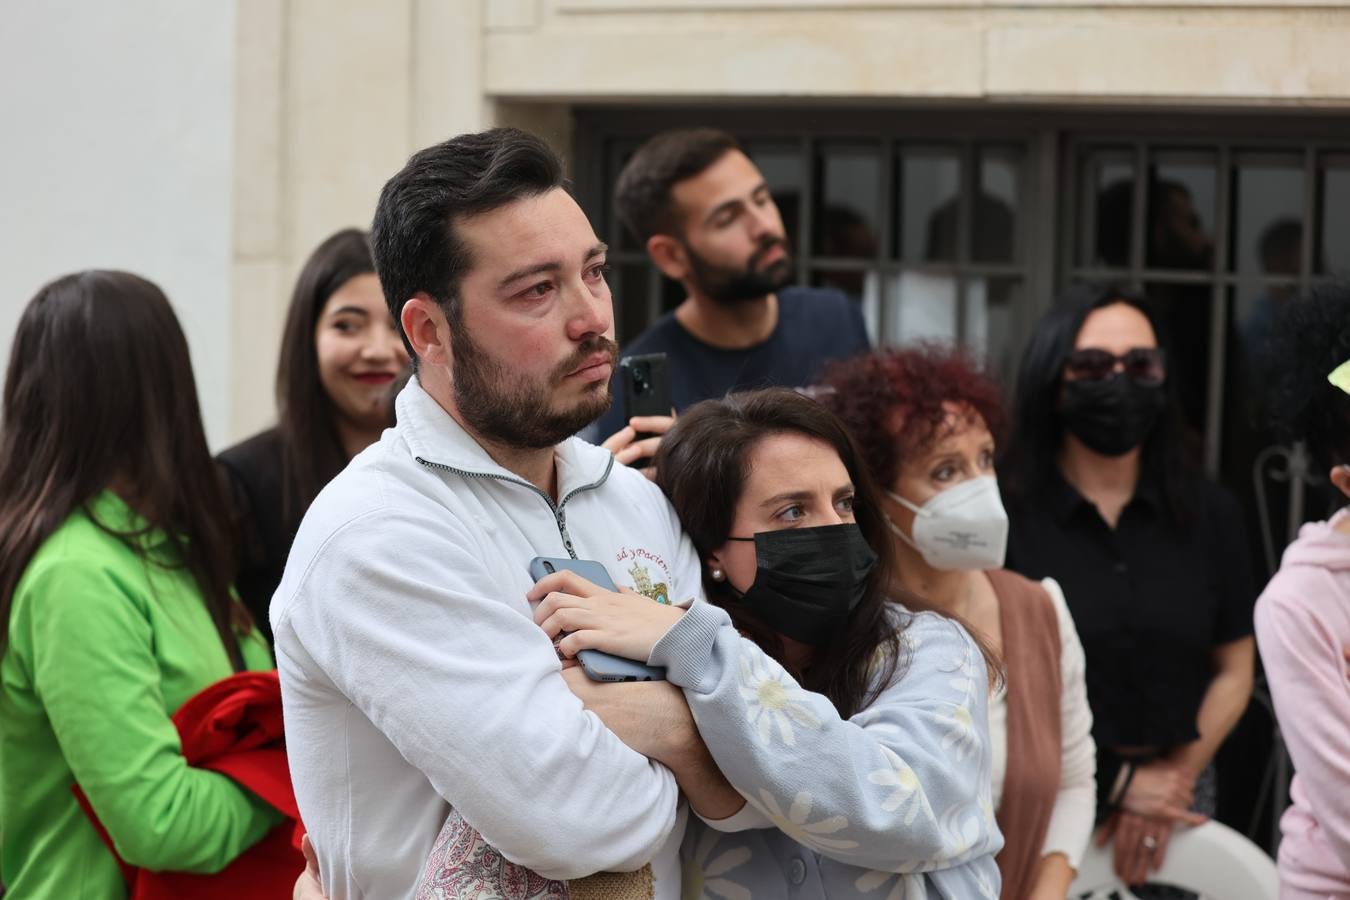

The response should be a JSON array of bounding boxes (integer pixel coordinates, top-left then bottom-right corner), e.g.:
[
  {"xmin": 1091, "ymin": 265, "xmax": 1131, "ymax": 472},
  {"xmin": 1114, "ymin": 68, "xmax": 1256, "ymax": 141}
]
[{"xmin": 628, "ymin": 563, "xmax": 670, "ymax": 605}]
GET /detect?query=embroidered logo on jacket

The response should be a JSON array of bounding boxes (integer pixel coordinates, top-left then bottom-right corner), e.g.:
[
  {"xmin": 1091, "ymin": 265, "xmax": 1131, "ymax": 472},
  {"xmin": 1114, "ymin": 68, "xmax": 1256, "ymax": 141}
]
[{"xmin": 614, "ymin": 547, "xmax": 673, "ymax": 605}]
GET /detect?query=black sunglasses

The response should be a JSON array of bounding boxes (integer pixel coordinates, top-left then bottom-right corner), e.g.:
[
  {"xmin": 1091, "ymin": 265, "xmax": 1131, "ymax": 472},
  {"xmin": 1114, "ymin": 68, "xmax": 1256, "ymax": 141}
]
[{"xmin": 1065, "ymin": 347, "xmax": 1166, "ymax": 385}]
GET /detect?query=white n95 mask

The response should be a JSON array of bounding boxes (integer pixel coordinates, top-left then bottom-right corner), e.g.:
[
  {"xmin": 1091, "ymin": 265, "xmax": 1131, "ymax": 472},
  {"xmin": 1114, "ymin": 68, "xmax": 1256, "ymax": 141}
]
[{"xmin": 887, "ymin": 475, "xmax": 1009, "ymax": 571}]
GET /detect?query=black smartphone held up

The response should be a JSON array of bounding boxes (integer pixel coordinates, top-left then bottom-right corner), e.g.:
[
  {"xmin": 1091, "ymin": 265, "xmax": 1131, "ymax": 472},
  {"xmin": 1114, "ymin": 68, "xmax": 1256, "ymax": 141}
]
[
  {"xmin": 619, "ymin": 353, "xmax": 672, "ymax": 438},
  {"xmin": 527, "ymin": 557, "xmax": 667, "ymax": 683}
]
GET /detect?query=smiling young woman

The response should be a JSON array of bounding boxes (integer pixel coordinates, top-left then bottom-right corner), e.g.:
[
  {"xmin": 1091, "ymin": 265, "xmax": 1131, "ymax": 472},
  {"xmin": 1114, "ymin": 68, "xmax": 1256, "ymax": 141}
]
[{"xmin": 217, "ymin": 229, "xmax": 409, "ymax": 637}]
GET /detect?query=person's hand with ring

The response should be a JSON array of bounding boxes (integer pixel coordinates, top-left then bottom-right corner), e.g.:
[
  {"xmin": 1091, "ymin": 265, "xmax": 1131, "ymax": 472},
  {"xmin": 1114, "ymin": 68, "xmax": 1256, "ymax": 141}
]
[{"xmin": 1096, "ymin": 810, "xmax": 1177, "ymax": 886}]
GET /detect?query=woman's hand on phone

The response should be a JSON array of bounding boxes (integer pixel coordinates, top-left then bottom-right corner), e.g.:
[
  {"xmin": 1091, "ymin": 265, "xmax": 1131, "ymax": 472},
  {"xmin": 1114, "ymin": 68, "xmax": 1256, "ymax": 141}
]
[
  {"xmin": 529, "ymin": 569, "xmax": 684, "ymax": 662},
  {"xmin": 602, "ymin": 414, "xmax": 677, "ymax": 478}
]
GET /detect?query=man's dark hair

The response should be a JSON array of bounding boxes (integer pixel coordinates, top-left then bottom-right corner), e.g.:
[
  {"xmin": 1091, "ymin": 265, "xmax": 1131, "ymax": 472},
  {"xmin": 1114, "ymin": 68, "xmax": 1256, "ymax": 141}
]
[
  {"xmin": 370, "ymin": 127, "xmax": 565, "ymax": 358},
  {"xmin": 1268, "ymin": 283, "xmax": 1350, "ymax": 468},
  {"xmin": 613, "ymin": 128, "xmax": 741, "ymax": 246}
]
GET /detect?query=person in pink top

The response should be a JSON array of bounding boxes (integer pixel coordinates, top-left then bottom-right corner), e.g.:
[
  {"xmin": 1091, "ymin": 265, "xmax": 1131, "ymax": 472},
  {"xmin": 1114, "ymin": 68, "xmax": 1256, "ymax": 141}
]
[{"xmin": 1254, "ymin": 283, "xmax": 1350, "ymax": 900}]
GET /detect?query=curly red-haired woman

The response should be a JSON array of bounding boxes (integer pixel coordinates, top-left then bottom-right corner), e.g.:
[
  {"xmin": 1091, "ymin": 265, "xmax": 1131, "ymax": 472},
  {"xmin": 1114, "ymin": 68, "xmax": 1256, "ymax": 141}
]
[{"xmin": 820, "ymin": 344, "xmax": 1097, "ymax": 900}]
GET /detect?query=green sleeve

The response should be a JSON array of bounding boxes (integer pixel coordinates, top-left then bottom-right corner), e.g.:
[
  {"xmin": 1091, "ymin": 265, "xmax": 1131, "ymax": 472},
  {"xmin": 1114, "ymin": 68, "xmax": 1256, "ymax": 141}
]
[{"xmin": 24, "ymin": 561, "xmax": 282, "ymax": 873}]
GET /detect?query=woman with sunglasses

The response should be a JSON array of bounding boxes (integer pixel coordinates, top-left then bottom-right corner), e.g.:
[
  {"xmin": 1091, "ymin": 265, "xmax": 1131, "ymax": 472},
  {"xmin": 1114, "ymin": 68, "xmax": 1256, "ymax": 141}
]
[
  {"xmin": 1000, "ymin": 284, "xmax": 1256, "ymax": 892},
  {"xmin": 818, "ymin": 344, "xmax": 1096, "ymax": 900}
]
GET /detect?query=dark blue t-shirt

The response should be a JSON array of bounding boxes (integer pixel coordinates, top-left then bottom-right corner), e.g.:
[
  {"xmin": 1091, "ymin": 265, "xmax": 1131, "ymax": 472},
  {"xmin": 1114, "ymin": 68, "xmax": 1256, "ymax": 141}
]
[{"xmin": 590, "ymin": 286, "xmax": 871, "ymax": 440}]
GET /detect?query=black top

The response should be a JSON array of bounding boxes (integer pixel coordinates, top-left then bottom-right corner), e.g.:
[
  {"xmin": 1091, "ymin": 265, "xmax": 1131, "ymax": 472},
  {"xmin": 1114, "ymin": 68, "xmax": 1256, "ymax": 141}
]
[
  {"xmin": 590, "ymin": 286, "xmax": 870, "ymax": 439},
  {"xmin": 217, "ymin": 428, "xmax": 295, "ymax": 642},
  {"xmin": 1005, "ymin": 469, "xmax": 1256, "ymax": 750}
]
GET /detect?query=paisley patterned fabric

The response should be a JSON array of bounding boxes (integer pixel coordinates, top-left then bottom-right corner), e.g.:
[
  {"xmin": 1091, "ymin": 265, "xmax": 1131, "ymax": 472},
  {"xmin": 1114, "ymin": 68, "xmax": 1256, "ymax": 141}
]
[
  {"xmin": 417, "ymin": 809, "xmax": 572, "ymax": 900},
  {"xmin": 417, "ymin": 809, "xmax": 657, "ymax": 900}
]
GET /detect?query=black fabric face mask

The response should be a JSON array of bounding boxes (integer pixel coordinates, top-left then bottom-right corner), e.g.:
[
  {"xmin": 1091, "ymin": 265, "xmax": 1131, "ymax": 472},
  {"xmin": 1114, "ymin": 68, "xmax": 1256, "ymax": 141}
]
[
  {"xmin": 726, "ymin": 523, "xmax": 878, "ymax": 646},
  {"xmin": 1060, "ymin": 373, "xmax": 1166, "ymax": 457}
]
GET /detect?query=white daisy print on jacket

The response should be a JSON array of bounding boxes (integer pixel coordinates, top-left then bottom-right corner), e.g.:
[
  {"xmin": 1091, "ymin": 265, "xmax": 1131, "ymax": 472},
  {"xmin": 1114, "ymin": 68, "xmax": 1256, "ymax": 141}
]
[
  {"xmin": 737, "ymin": 653, "xmax": 821, "ymax": 747},
  {"xmin": 683, "ymin": 827, "xmax": 753, "ymax": 900},
  {"xmin": 867, "ymin": 746, "xmax": 934, "ymax": 825},
  {"xmin": 744, "ymin": 789, "xmax": 859, "ymax": 854},
  {"xmin": 935, "ymin": 799, "xmax": 986, "ymax": 862},
  {"xmin": 854, "ymin": 869, "xmax": 929, "ymax": 900},
  {"xmin": 937, "ymin": 703, "xmax": 979, "ymax": 762}
]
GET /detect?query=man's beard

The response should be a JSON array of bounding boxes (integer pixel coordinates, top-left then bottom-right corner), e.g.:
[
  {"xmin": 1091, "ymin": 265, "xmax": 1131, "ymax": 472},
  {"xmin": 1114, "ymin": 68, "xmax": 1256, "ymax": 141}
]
[
  {"xmin": 451, "ymin": 327, "xmax": 618, "ymax": 450},
  {"xmin": 684, "ymin": 234, "xmax": 793, "ymax": 306}
]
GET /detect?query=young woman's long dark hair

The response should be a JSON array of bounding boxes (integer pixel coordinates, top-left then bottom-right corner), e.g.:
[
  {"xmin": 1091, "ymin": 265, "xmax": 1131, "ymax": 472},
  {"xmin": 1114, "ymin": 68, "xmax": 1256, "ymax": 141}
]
[
  {"xmin": 654, "ymin": 388, "xmax": 904, "ymax": 718},
  {"xmin": 1000, "ymin": 283, "xmax": 1194, "ymax": 526},
  {"xmin": 0, "ymin": 271, "xmax": 248, "ymax": 667},
  {"xmin": 276, "ymin": 228, "xmax": 377, "ymax": 524}
]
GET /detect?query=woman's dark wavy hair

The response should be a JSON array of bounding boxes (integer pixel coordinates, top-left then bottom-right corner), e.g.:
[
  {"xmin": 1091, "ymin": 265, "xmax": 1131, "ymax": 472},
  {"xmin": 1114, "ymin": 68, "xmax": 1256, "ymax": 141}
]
[
  {"xmin": 276, "ymin": 228, "xmax": 377, "ymax": 524},
  {"xmin": 1000, "ymin": 283, "xmax": 1193, "ymax": 525},
  {"xmin": 654, "ymin": 388, "xmax": 905, "ymax": 718},
  {"xmin": 0, "ymin": 271, "xmax": 249, "ymax": 667},
  {"xmin": 1267, "ymin": 282, "xmax": 1350, "ymax": 470}
]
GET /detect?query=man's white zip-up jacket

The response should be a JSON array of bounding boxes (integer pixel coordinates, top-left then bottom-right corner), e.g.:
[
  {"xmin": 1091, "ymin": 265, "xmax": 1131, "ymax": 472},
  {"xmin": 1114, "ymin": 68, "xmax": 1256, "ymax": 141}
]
[{"xmin": 272, "ymin": 377, "xmax": 698, "ymax": 899}]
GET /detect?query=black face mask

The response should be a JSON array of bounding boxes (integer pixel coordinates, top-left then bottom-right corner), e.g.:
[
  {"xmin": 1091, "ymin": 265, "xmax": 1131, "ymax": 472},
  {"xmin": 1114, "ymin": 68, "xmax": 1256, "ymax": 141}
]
[
  {"xmin": 1060, "ymin": 374, "xmax": 1165, "ymax": 457},
  {"xmin": 726, "ymin": 524, "xmax": 877, "ymax": 646}
]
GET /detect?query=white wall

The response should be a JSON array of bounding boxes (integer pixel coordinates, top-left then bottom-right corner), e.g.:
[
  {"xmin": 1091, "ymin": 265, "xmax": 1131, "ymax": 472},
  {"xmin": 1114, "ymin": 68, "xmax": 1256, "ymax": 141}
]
[{"xmin": 0, "ymin": 0, "xmax": 236, "ymax": 447}]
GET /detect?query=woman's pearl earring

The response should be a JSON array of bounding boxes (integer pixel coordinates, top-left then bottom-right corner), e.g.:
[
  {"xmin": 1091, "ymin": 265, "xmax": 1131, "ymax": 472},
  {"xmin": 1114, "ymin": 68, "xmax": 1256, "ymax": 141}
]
[{"xmin": 710, "ymin": 567, "xmax": 724, "ymax": 582}]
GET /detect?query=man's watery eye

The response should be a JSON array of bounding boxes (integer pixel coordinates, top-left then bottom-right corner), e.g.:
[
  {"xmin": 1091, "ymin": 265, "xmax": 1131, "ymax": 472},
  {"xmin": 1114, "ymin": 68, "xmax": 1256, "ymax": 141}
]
[
  {"xmin": 525, "ymin": 281, "xmax": 552, "ymax": 298},
  {"xmin": 585, "ymin": 263, "xmax": 611, "ymax": 281}
]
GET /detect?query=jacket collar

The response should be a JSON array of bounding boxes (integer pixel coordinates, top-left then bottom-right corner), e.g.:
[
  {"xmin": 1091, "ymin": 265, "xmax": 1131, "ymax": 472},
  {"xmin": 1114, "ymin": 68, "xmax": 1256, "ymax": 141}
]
[{"xmin": 394, "ymin": 375, "xmax": 615, "ymax": 498}]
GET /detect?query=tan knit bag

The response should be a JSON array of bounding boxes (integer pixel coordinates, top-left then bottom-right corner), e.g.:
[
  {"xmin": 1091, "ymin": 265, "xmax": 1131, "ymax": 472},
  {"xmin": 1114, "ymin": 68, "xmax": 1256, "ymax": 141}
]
[{"xmin": 567, "ymin": 866, "xmax": 655, "ymax": 900}]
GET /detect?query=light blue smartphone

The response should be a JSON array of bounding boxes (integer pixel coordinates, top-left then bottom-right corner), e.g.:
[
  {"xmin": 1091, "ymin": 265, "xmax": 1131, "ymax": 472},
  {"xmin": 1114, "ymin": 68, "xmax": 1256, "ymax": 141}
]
[{"xmin": 528, "ymin": 556, "xmax": 667, "ymax": 682}]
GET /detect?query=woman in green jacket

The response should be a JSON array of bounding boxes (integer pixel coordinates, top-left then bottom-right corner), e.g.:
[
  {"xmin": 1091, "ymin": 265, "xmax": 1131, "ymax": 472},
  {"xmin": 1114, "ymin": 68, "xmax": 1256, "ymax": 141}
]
[{"xmin": 0, "ymin": 271, "xmax": 280, "ymax": 897}]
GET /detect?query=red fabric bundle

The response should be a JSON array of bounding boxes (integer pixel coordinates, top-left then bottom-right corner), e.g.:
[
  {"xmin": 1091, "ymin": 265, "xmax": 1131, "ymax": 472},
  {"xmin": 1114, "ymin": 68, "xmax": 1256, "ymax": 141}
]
[{"xmin": 74, "ymin": 669, "xmax": 305, "ymax": 900}]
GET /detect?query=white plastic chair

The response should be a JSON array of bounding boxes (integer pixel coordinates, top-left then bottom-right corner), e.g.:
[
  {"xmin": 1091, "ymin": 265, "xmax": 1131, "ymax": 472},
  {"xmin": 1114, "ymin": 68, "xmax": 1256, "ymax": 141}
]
[{"xmin": 1070, "ymin": 820, "xmax": 1279, "ymax": 900}]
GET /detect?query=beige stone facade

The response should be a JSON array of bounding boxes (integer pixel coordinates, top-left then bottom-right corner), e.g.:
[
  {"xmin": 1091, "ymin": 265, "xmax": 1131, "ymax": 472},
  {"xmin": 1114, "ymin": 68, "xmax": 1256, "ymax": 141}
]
[{"xmin": 229, "ymin": 0, "xmax": 1350, "ymax": 440}]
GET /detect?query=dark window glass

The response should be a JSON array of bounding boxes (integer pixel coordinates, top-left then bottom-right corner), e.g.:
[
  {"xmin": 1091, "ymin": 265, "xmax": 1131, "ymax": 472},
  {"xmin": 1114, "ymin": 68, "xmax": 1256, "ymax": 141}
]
[
  {"xmin": 1320, "ymin": 157, "xmax": 1350, "ymax": 275},
  {"xmin": 1147, "ymin": 153, "xmax": 1218, "ymax": 271},
  {"xmin": 615, "ymin": 264, "xmax": 653, "ymax": 346},
  {"xmin": 610, "ymin": 142, "xmax": 643, "ymax": 252},
  {"xmin": 974, "ymin": 146, "xmax": 1022, "ymax": 264},
  {"xmin": 813, "ymin": 142, "xmax": 882, "ymax": 259},
  {"xmin": 1079, "ymin": 148, "xmax": 1134, "ymax": 268},
  {"xmin": 1231, "ymin": 154, "xmax": 1305, "ymax": 358},
  {"xmin": 897, "ymin": 146, "xmax": 961, "ymax": 262}
]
